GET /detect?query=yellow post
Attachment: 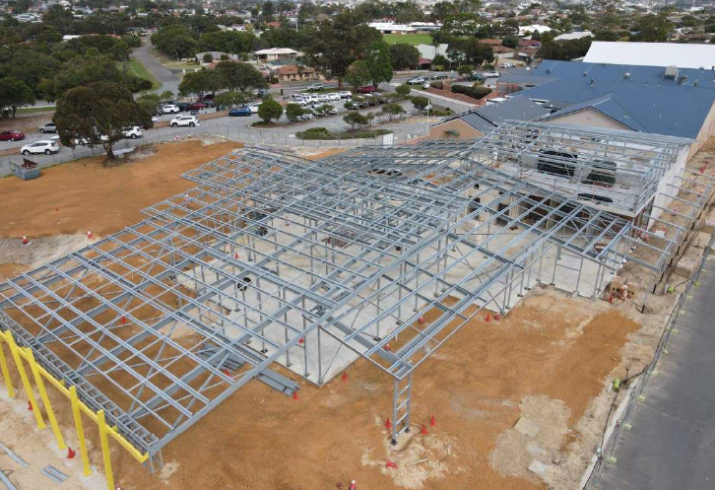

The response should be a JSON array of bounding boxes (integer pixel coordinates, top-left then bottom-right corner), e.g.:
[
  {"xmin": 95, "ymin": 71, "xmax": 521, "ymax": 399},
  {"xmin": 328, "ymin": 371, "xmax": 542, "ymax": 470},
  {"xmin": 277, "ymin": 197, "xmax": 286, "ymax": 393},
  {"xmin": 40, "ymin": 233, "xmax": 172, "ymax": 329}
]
[
  {"xmin": 69, "ymin": 386, "xmax": 93, "ymax": 477},
  {"xmin": 97, "ymin": 410, "xmax": 115, "ymax": 490},
  {"xmin": 26, "ymin": 348, "xmax": 66, "ymax": 450},
  {"xmin": 6, "ymin": 331, "xmax": 45, "ymax": 429},
  {"xmin": 0, "ymin": 336, "xmax": 15, "ymax": 398}
]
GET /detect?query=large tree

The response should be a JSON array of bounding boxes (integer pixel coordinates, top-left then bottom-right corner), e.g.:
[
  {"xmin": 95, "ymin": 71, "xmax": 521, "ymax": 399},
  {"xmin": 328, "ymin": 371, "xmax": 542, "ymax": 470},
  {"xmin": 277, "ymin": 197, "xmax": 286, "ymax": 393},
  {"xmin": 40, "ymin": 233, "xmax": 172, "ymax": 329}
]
[
  {"xmin": 304, "ymin": 11, "xmax": 382, "ymax": 88},
  {"xmin": 179, "ymin": 68, "xmax": 226, "ymax": 101},
  {"xmin": 365, "ymin": 41, "xmax": 393, "ymax": 89},
  {"xmin": 215, "ymin": 61, "xmax": 266, "ymax": 92},
  {"xmin": 0, "ymin": 77, "xmax": 35, "ymax": 118},
  {"xmin": 54, "ymin": 81, "xmax": 152, "ymax": 160},
  {"xmin": 390, "ymin": 43, "xmax": 420, "ymax": 70},
  {"xmin": 345, "ymin": 60, "xmax": 372, "ymax": 90}
]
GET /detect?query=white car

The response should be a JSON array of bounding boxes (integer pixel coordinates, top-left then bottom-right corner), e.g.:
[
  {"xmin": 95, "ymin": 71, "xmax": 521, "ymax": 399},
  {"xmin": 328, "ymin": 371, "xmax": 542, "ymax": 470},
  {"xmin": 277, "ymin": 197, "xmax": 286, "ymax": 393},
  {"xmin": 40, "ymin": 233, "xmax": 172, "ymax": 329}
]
[
  {"xmin": 248, "ymin": 103, "xmax": 260, "ymax": 114},
  {"xmin": 21, "ymin": 140, "xmax": 59, "ymax": 155},
  {"xmin": 327, "ymin": 93, "xmax": 341, "ymax": 102},
  {"xmin": 338, "ymin": 91, "xmax": 352, "ymax": 99},
  {"xmin": 162, "ymin": 104, "xmax": 180, "ymax": 114},
  {"xmin": 170, "ymin": 115, "xmax": 200, "ymax": 127},
  {"xmin": 482, "ymin": 71, "xmax": 501, "ymax": 78},
  {"xmin": 500, "ymin": 63, "xmax": 515, "ymax": 69},
  {"xmin": 407, "ymin": 76, "xmax": 426, "ymax": 85},
  {"xmin": 306, "ymin": 83, "xmax": 324, "ymax": 91},
  {"xmin": 122, "ymin": 126, "xmax": 143, "ymax": 139},
  {"xmin": 318, "ymin": 94, "xmax": 329, "ymax": 103}
]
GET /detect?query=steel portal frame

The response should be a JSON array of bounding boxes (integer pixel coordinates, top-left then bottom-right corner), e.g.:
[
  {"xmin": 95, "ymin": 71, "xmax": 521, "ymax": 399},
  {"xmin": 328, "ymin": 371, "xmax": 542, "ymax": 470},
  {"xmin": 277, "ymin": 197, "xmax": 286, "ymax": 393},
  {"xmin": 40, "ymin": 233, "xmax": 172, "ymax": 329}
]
[{"xmin": 0, "ymin": 136, "xmax": 685, "ymax": 460}]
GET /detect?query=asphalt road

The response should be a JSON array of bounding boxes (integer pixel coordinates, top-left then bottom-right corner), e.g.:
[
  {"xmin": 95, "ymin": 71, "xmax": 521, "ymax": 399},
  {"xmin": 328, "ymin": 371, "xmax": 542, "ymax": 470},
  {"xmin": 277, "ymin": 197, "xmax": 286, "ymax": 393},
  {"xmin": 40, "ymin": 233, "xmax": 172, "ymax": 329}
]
[
  {"xmin": 132, "ymin": 41, "xmax": 181, "ymax": 96},
  {"xmin": 596, "ymin": 250, "xmax": 715, "ymax": 490}
]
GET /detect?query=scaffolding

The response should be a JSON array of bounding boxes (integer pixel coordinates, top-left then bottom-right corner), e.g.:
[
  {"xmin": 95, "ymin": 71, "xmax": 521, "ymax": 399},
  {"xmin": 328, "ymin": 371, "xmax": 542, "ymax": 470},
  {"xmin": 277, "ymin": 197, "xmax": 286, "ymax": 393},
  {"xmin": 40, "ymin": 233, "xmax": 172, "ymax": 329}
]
[{"xmin": 0, "ymin": 137, "xmax": 694, "ymax": 467}]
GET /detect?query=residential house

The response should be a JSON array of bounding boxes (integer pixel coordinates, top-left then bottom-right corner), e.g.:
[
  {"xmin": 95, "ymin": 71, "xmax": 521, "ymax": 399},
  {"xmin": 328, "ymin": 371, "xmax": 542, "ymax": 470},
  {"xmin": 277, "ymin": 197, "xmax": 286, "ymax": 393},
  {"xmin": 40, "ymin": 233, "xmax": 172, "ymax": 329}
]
[
  {"xmin": 275, "ymin": 65, "xmax": 319, "ymax": 83},
  {"xmin": 254, "ymin": 48, "xmax": 302, "ymax": 62}
]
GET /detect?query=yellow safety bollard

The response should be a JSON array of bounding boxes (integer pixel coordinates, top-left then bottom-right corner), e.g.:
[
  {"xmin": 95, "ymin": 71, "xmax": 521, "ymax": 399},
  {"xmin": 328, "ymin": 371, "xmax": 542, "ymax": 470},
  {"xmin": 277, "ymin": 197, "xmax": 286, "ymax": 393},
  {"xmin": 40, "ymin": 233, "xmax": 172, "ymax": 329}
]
[
  {"xmin": 25, "ymin": 348, "xmax": 66, "ymax": 450},
  {"xmin": 6, "ymin": 331, "xmax": 45, "ymax": 429},
  {"xmin": 0, "ymin": 335, "xmax": 15, "ymax": 398},
  {"xmin": 97, "ymin": 410, "xmax": 115, "ymax": 490},
  {"xmin": 69, "ymin": 386, "xmax": 92, "ymax": 477}
]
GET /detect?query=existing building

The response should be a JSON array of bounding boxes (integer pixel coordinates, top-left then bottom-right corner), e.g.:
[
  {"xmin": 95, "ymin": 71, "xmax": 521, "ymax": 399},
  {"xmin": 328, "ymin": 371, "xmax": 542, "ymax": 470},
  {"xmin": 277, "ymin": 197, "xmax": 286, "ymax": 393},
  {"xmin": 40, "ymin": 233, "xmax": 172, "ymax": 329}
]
[
  {"xmin": 583, "ymin": 41, "xmax": 715, "ymax": 70},
  {"xmin": 416, "ymin": 96, "xmax": 549, "ymax": 141},
  {"xmin": 497, "ymin": 59, "xmax": 715, "ymax": 157},
  {"xmin": 254, "ymin": 48, "xmax": 302, "ymax": 62},
  {"xmin": 275, "ymin": 65, "xmax": 319, "ymax": 83},
  {"xmin": 368, "ymin": 22, "xmax": 416, "ymax": 35},
  {"xmin": 554, "ymin": 31, "xmax": 593, "ymax": 42}
]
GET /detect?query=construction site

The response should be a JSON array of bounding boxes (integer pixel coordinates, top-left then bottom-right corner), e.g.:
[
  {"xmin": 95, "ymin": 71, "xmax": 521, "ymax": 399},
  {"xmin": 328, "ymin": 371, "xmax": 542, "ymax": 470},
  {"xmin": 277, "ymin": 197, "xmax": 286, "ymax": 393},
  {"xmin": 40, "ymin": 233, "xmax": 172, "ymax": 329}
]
[{"xmin": 1, "ymin": 123, "xmax": 714, "ymax": 490}]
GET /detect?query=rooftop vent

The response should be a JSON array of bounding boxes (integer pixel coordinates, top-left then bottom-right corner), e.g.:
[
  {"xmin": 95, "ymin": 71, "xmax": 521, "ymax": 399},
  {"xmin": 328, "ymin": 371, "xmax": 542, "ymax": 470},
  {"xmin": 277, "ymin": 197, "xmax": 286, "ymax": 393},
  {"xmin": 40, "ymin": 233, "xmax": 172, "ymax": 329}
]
[
  {"xmin": 664, "ymin": 65, "xmax": 679, "ymax": 79},
  {"xmin": 623, "ymin": 72, "xmax": 631, "ymax": 79},
  {"xmin": 677, "ymin": 75, "xmax": 688, "ymax": 85},
  {"xmin": 694, "ymin": 80, "xmax": 699, "ymax": 86},
  {"xmin": 583, "ymin": 71, "xmax": 588, "ymax": 76}
]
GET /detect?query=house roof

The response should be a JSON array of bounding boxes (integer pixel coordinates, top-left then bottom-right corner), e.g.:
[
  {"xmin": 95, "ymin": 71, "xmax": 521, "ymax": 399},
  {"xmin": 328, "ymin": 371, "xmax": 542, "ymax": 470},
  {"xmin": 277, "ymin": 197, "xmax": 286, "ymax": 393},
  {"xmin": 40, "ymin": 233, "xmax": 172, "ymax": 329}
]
[
  {"xmin": 255, "ymin": 48, "xmax": 299, "ymax": 55},
  {"xmin": 277, "ymin": 65, "xmax": 314, "ymax": 75},
  {"xmin": 439, "ymin": 96, "xmax": 550, "ymax": 133},
  {"xmin": 583, "ymin": 41, "xmax": 715, "ymax": 69},
  {"xmin": 517, "ymin": 64, "xmax": 715, "ymax": 138},
  {"xmin": 554, "ymin": 31, "xmax": 594, "ymax": 41}
]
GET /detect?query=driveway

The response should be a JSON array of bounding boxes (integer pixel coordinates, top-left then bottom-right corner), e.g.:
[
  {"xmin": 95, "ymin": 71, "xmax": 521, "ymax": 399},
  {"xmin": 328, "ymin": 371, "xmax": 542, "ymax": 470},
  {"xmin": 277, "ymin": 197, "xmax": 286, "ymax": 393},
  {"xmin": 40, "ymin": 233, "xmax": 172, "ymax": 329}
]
[{"xmin": 131, "ymin": 40, "xmax": 181, "ymax": 95}]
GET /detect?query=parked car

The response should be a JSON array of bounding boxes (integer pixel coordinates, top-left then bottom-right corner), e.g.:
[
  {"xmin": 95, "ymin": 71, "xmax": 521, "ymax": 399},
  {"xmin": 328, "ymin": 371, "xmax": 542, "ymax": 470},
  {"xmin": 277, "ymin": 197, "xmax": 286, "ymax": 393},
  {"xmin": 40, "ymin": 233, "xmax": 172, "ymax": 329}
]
[
  {"xmin": 431, "ymin": 73, "xmax": 448, "ymax": 80},
  {"xmin": 177, "ymin": 102, "xmax": 191, "ymax": 112},
  {"xmin": 500, "ymin": 63, "xmax": 515, "ymax": 69},
  {"xmin": 298, "ymin": 112, "xmax": 315, "ymax": 121},
  {"xmin": 21, "ymin": 140, "xmax": 59, "ymax": 155},
  {"xmin": 162, "ymin": 104, "xmax": 180, "ymax": 114},
  {"xmin": 407, "ymin": 76, "xmax": 426, "ymax": 85},
  {"xmin": 229, "ymin": 106, "xmax": 252, "ymax": 117},
  {"xmin": 122, "ymin": 126, "xmax": 143, "ymax": 139},
  {"xmin": 338, "ymin": 91, "xmax": 352, "ymax": 99},
  {"xmin": 327, "ymin": 93, "xmax": 341, "ymax": 102},
  {"xmin": 318, "ymin": 94, "xmax": 329, "ymax": 103},
  {"xmin": 306, "ymin": 83, "xmax": 324, "ymax": 91},
  {"xmin": 0, "ymin": 130, "xmax": 25, "ymax": 141},
  {"xmin": 248, "ymin": 102, "xmax": 260, "ymax": 114},
  {"xmin": 38, "ymin": 123, "xmax": 57, "ymax": 133},
  {"xmin": 422, "ymin": 82, "xmax": 431, "ymax": 89},
  {"xmin": 257, "ymin": 88, "xmax": 270, "ymax": 97},
  {"xmin": 201, "ymin": 99, "xmax": 216, "ymax": 108},
  {"xmin": 471, "ymin": 72, "xmax": 485, "ymax": 82},
  {"xmin": 189, "ymin": 102, "xmax": 207, "ymax": 111},
  {"xmin": 170, "ymin": 115, "xmax": 200, "ymax": 127},
  {"xmin": 357, "ymin": 85, "xmax": 376, "ymax": 93},
  {"xmin": 482, "ymin": 71, "xmax": 501, "ymax": 78}
]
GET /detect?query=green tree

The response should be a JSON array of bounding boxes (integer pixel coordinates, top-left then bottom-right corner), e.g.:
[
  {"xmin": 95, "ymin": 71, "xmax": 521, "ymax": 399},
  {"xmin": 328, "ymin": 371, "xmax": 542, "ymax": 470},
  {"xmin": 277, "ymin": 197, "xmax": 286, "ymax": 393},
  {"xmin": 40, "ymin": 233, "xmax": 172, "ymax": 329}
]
[
  {"xmin": 411, "ymin": 96, "xmax": 430, "ymax": 111},
  {"xmin": 203, "ymin": 52, "xmax": 214, "ymax": 63},
  {"xmin": 365, "ymin": 41, "xmax": 393, "ymax": 89},
  {"xmin": 215, "ymin": 91, "xmax": 248, "ymax": 108},
  {"xmin": 215, "ymin": 61, "xmax": 266, "ymax": 92},
  {"xmin": 258, "ymin": 97, "xmax": 283, "ymax": 124},
  {"xmin": 151, "ymin": 25, "xmax": 198, "ymax": 59},
  {"xmin": 54, "ymin": 81, "xmax": 152, "ymax": 160},
  {"xmin": 179, "ymin": 68, "xmax": 226, "ymax": 101},
  {"xmin": 0, "ymin": 77, "xmax": 35, "ymax": 118},
  {"xmin": 395, "ymin": 84, "xmax": 411, "ymax": 97},
  {"xmin": 345, "ymin": 60, "xmax": 372, "ymax": 90},
  {"xmin": 304, "ymin": 11, "xmax": 382, "ymax": 88},
  {"xmin": 390, "ymin": 43, "xmax": 420, "ymax": 70},
  {"xmin": 458, "ymin": 64, "xmax": 473, "ymax": 76},
  {"xmin": 381, "ymin": 102, "xmax": 405, "ymax": 121},
  {"xmin": 633, "ymin": 13, "xmax": 672, "ymax": 42},
  {"xmin": 343, "ymin": 111, "xmax": 369, "ymax": 130},
  {"xmin": 502, "ymin": 37, "xmax": 518, "ymax": 48},
  {"xmin": 286, "ymin": 102, "xmax": 307, "ymax": 122}
]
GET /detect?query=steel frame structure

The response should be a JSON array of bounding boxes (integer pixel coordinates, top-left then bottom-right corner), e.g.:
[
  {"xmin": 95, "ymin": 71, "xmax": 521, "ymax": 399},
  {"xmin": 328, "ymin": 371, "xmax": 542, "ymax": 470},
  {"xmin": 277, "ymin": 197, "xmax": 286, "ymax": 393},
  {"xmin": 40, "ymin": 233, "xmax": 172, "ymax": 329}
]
[
  {"xmin": 470, "ymin": 121, "xmax": 689, "ymax": 216},
  {"xmin": 0, "ymin": 134, "xmax": 693, "ymax": 463}
]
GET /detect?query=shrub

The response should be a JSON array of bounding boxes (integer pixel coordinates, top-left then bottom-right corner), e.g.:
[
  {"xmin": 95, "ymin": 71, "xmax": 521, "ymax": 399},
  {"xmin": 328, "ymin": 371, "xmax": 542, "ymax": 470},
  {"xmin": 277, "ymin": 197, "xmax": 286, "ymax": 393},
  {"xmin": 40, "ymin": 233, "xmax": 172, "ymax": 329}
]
[
  {"xmin": 258, "ymin": 97, "xmax": 283, "ymax": 124},
  {"xmin": 451, "ymin": 84, "xmax": 492, "ymax": 100},
  {"xmin": 344, "ymin": 100, "xmax": 356, "ymax": 110},
  {"xmin": 220, "ymin": 53, "xmax": 229, "ymax": 61},
  {"xmin": 344, "ymin": 111, "xmax": 369, "ymax": 129},
  {"xmin": 395, "ymin": 84, "xmax": 411, "ymax": 97},
  {"xmin": 411, "ymin": 96, "xmax": 430, "ymax": 111},
  {"xmin": 286, "ymin": 103, "xmax": 307, "ymax": 122},
  {"xmin": 297, "ymin": 127, "xmax": 335, "ymax": 139},
  {"xmin": 457, "ymin": 65, "xmax": 473, "ymax": 76},
  {"xmin": 381, "ymin": 103, "xmax": 405, "ymax": 121},
  {"xmin": 203, "ymin": 53, "xmax": 213, "ymax": 63},
  {"xmin": 429, "ymin": 81, "xmax": 443, "ymax": 90}
]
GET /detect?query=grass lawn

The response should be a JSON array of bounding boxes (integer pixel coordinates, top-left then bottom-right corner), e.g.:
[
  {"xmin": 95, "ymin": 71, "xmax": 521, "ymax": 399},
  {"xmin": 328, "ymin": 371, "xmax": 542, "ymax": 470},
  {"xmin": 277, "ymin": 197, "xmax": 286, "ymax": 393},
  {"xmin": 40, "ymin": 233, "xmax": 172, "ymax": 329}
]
[
  {"xmin": 16, "ymin": 107, "xmax": 55, "ymax": 116},
  {"xmin": 382, "ymin": 33, "xmax": 432, "ymax": 46},
  {"xmin": 126, "ymin": 58, "xmax": 162, "ymax": 91}
]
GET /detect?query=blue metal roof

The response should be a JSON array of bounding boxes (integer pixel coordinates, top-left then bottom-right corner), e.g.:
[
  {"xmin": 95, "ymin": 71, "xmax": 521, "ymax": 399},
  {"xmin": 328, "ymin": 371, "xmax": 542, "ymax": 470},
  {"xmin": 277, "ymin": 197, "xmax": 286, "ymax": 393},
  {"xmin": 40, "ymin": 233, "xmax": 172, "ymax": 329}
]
[{"xmin": 515, "ymin": 60, "xmax": 715, "ymax": 138}]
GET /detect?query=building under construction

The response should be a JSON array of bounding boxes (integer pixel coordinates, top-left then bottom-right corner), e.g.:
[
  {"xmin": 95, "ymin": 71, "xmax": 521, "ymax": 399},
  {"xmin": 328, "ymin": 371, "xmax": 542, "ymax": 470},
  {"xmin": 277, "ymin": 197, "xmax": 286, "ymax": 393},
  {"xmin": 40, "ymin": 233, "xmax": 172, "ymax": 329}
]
[{"xmin": 0, "ymin": 122, "xmax": 712, "ymax": 482}]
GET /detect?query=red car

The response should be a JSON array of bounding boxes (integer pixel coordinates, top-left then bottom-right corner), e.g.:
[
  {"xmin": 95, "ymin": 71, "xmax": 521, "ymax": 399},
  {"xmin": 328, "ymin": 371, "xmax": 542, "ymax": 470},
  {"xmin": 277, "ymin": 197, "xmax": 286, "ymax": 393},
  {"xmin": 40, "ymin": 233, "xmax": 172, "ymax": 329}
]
[
  {"xmin": 0, "ymin": 130, "xmax": 25, "ymax": 141},
  {"xmin": 189, "ymin": 102, "xmax": 207, "ymax": 110},
  {"xmin": 357, "ymin": 85, "xmax": 376, "ymax": 93}
]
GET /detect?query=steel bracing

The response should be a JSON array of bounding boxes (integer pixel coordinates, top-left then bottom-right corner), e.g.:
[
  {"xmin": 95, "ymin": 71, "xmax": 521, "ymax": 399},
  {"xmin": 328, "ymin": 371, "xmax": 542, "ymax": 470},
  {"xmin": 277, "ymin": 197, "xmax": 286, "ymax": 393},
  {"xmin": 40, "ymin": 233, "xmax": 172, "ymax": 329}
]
[{"xmin": 0, "ymin": 134, "xmax": 694, "ymax": 458}]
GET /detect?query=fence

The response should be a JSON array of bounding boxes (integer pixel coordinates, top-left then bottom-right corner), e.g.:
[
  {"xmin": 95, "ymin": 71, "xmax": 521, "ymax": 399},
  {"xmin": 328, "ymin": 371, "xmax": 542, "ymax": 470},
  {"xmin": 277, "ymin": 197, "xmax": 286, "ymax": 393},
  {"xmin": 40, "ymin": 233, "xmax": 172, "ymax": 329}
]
[
  {"xmin": 582, "ymin": 226, "xmax": 715, "ymax": 489},
  {"xmin": 0, "ymin": 111, "xmax": 432, "ymax": 178}
]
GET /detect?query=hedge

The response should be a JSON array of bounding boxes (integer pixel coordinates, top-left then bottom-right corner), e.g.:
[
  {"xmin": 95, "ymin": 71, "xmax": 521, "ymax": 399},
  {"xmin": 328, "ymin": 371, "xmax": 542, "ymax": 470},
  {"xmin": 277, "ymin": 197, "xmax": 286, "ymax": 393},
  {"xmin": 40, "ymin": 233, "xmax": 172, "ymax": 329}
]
[
  {"xmin": 451, "ymin": 85, "xmax": 492, "ymax": 100},
  {"xmin": 296, "ymin": 128, "xmax": 392, "ymax": 140}
]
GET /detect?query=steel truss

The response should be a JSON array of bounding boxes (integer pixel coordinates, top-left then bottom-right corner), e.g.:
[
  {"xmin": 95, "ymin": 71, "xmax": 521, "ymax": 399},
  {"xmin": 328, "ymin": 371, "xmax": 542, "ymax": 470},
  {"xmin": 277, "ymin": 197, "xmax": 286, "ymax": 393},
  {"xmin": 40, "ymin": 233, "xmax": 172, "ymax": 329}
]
[
  {"xmin": 0, "ymin": 137, "xmax": 686, "ymax": 459},
  {"xmin": 469, "ymin": 121, "xmax": 689, "ymax": 216}
]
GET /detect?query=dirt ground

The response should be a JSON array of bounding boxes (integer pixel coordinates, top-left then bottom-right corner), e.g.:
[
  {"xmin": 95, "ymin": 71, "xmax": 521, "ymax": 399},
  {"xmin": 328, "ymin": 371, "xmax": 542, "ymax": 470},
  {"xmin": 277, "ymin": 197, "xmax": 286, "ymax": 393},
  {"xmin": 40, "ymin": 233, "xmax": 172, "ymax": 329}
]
[
  {"xmin": 0, "ymin": 139, "xmax": 241, "ymax": 240},
  {"xmin": 0, "ymin": 140, "xmax": 711, "ymax": 490}
]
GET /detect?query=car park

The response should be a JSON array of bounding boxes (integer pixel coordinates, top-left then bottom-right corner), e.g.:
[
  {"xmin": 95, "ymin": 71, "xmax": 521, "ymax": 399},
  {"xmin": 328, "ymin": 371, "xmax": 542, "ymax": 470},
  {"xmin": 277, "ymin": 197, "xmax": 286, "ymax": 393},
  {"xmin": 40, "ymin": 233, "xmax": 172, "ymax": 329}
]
[
  {"xmin": 170, "ymin": 115, "xmax": 200, "ymax": 127},
  {"xmin": 229, "ymin": 106, "xmax": 252, "ymax": 117},
  {"xmin": 162, "ymin": 104, "xmax": 180, "ymax": 114},
  {"xmin": 0, "ymin": 130, "xmax": 25, "ymax": 141},
  {"xmin": 38, "ymin": 123, "xmax": 57, "ymax": 133},
  {"xmin": 21, "ymin": 140, "xmax": 59, "ymax": 155},
  {"xmin": 407, "ymin": 76, "xmax": 426, "ymax": 85},
  {"xmin": 306, "ymin": 83, "xmax": 324, "ymax": 91},
  {"xmin": 357, "ymin": 85, "xmax": 376, "ymax": 93}
]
